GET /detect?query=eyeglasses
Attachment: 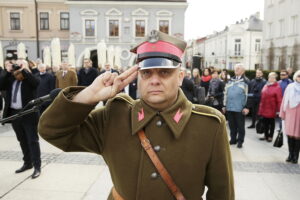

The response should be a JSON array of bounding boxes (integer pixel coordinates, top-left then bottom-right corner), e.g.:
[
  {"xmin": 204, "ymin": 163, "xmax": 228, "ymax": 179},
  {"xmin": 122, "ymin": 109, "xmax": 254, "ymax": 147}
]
[{"xmin": 280, "ymin": 74, "xmax": 287, "ymax": 76}]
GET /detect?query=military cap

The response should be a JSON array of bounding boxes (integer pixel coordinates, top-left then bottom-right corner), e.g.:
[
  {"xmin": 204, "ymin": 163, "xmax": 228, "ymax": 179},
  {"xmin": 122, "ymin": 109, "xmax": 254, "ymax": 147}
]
[{"xmin": 130, "ymin": 30, "xmax": 187, "ymax": 70}]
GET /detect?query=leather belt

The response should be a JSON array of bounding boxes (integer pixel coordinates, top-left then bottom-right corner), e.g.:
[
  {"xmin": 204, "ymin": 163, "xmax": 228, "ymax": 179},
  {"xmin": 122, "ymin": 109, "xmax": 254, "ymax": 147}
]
[
  {"xmin": 112, "ymin": 187, "xmax": 125, "ymax": 200},
  {"xmin": 138, "ymin": 130, "xmax": 186, "ymax": 200}
]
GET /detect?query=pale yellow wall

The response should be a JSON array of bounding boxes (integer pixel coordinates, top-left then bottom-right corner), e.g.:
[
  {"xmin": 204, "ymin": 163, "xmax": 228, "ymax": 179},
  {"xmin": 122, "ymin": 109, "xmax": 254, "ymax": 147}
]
[
  {"xmin": 0, "ymin": 0, "xmax": 69, "ymax": 40},
  {"xmin": 0, "ymin": 2, "xmax": 36, "ymax": 40},
  {"xmin": 38, "ymin": 2, "xmax": 69, "ymax": 40}
]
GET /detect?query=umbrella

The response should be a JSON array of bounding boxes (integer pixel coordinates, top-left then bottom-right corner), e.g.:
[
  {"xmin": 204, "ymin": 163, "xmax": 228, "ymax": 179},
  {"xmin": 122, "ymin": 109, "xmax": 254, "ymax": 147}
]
[
  {"xmin": 107, "ymin": 45, "xmax": 114, "ymax": 67},
  {"xmin": 43, "ymin": 46, "xmax": 51, "ymax": 67},
  {"xmin": 17, "ymin": 42, "xmax": 27, "ymax": 59},
  {"xmin": 0, "ymin": 41, "xmax": 3, "ymax": 68},
  {"xmin": 97, "ymin": 40, "xmax": 107, "ymax": 69},
  {"xmin": 51, "ymin": 38, "xmax": 61, "ymax": 67},
  {"xmin": 68, "ymin": 43, "xmax": 76, "ymax": 68},
  {"xmin": 114, "ymin": 46, "xmax": 122, "ymax": 70}
]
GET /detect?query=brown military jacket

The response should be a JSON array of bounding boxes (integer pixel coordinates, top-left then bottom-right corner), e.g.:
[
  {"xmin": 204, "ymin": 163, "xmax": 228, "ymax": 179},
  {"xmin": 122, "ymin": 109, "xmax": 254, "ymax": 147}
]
[{"xmin": 38, "ymin": 87, "xmax": 234, "ymax": 200}]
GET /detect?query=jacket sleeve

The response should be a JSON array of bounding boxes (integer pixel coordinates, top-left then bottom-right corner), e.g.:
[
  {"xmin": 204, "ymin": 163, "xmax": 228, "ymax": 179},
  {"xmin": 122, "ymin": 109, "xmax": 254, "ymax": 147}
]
[
  {"xmin": 205, "ymin": 116, "xmax": 235, "ymax": 200},
  {"xmin": 72, "ymin": 71, "xmax": 78, "ymax": 86},
  {"xmin": 38, "ymin": 87, "xmax": 106, "ymax": 155},
  {"xmin": 276, "ymin": 86, "xmax": 283, "ymax": 113},
  {"xmin": 0, "ymin": 70, "xmax": 11, "ymax": 90},
  {"xmin": 22, "ymin": 69, "xmax": 40, "ymax": 89},
  {"xmin": 223, "ymin": 83, "xmax": 228, "ymax": 107}
]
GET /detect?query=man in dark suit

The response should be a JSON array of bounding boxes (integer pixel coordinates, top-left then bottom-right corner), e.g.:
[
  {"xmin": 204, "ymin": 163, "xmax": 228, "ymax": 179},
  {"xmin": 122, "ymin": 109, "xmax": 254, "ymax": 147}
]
[
  {"xmin": 78, "ymin": 58, "xmax": 99, "ymax": 86},
  {"xmin": 0, "ymin": 59, "xmax": 41, "ymax": 179},
  {"xmin": 36, "ymin": 63, "xmax": 55, "ymax": 114},
  {"xmin": 99, "ymin": 62, "xmax": 119, "ymax": 75}
]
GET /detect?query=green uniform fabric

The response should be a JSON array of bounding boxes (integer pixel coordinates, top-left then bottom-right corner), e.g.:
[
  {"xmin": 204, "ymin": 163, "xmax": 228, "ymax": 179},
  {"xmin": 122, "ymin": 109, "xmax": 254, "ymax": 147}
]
[{"xmin": 38, "ymin": 87, "xmax": 234, "ymax": 200}]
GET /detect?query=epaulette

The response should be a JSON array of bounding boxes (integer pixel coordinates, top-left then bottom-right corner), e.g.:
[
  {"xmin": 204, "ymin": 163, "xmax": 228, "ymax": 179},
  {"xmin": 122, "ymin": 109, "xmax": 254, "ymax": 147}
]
[
  {"xmin": 110, "ymin": 93, "xmax": 134, "ymax": 105},
  {"xmin": 191, "ymin": 104, "xmax": 224, "ymax": 123}
]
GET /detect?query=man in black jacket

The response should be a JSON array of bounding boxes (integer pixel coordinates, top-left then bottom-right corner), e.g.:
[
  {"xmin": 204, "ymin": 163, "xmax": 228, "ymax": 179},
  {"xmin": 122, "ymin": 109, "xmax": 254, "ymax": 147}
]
[
  {"xmin": 78, "ymin": 58, "xmax": 99, "ymax": 86},
  {"xmin": 247, "ymin": 68, "xmax": 266, "ymax": 128},
  {"xmin": 180, "ymin": 67, "xmax": 194, "ymax": 102},
  {"xmin": 0, "ymin": 59, "xmax": 41, "ymax": 179},
  {"xmin": 36, "ymin": 63, "xmax": 55, "ymax": 114}
]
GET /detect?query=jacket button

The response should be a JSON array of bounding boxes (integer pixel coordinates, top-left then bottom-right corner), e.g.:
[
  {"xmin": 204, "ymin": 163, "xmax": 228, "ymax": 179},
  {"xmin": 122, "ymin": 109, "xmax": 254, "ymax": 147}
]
[
  {"xmin": 154, "ymin": 145, "xmax": 161, "ymax": 152},
  {"xmin": 156, "ymin": 120, "xmax": 162, "ymax": 127},
  {"xmin": 151, "ymin": 172, "xmax": 158, "ymax": 179}
]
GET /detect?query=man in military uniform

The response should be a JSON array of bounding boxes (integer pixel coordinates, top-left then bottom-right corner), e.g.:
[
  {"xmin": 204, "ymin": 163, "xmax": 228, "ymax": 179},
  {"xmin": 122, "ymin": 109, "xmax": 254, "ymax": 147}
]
[{"xmin": 38, "ymin": 30, "xmax": 234, "ymax": 200}]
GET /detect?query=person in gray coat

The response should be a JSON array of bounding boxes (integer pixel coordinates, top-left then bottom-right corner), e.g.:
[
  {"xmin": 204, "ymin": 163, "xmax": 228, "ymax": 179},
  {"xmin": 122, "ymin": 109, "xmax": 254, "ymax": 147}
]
[{"xmin": 223, "ymin": 64, "xmax": 250, "ymax": 148}]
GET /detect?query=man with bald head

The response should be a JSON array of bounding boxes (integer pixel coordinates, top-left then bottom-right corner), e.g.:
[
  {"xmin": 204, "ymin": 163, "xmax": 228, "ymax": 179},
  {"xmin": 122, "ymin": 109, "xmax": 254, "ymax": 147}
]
[{"xmin": 223, "ymin": 63, "xmax": 250, "ymax": 148}]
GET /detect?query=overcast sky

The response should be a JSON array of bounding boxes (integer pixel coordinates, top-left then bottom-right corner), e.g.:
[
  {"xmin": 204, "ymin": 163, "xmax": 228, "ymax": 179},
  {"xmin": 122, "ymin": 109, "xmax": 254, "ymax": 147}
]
[{"xmin": 184, "ymin": 0, "xmax": 264, "ymax": 40}]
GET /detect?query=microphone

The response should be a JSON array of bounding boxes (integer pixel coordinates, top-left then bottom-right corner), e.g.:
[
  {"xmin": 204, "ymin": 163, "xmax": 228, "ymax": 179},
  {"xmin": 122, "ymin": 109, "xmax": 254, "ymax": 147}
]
[{"xmin": 29, "ymin": 88, "xmax": 62, "ymax": 105}]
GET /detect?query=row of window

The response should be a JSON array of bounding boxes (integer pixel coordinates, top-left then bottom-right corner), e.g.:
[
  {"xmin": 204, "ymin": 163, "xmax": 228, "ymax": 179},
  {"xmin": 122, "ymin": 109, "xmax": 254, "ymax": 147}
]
[
  {"xmin": 204, "ymin": 38, "xmax": 261, "ymax": 57},
  {"xmin": 10, "ymin": 12, "xmax": 69, "ymax": 31},
  {"xmin": 85, "ymin": 18, "xmax": 170, "ymax": 38},
  {"xmin": 9, "ymin": 11, "xmax": 169, "ymax": 38},
  {"xmin": 268, "ymin": 15, "xmax": 298, "ymax": 38}
]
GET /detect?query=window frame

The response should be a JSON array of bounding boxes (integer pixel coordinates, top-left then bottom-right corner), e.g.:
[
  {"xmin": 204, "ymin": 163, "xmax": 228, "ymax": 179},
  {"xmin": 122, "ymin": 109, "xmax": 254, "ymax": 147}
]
[
  {"xmin": 10, "ymin": 12, "xmax": 21, "ymax": 30},
  {"xmin": 133, "ymin": 17, "xmax": 148, "ymax": 38},
  {"xmin": 40, "ymin": 12, "xmax": 49, "ymax": 30},
  {"xmin": 82, "ymin": 17, "xmax": 97, "ymax": 38},
  {"xmin": 60, "ymin": 12, "xmax": 69, "ymax": 30},
  {"xmin": 234, "ymin": 39, "xmax": 242, "ymax": 56},
  {"xmin": 107, "ymin": 18, "xmax": 121, "ymax": 38},
  {"xmin": 158, "ymin": 19, "xmax": 170, "ymax": 34}
]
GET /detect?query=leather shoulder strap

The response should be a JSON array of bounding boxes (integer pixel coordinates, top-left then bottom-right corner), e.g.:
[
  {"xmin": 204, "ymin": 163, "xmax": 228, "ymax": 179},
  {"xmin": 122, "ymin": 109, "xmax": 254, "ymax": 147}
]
[{"xmin": 138, "ymin": 130, "xmax": 186, "ymax": 200}]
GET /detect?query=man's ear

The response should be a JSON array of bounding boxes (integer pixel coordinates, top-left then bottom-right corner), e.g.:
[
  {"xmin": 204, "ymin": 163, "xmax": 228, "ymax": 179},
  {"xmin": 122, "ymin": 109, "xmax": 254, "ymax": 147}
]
[{"xmin": 178, "ymin": 70, "xmax": 184, "ymax": 86}]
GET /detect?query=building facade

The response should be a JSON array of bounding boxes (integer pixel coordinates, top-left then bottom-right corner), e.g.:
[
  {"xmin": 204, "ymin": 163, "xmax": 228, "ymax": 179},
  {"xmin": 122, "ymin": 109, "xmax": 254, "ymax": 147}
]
[
  {"xmin": 188, "ymin": 13, "xmax": 263, "ymax": 70},
  {"xmin": 262, "ymin": 0, "xmax": 300, "ymax": 70},
  {"xmin": 0, "ymin": 0, "xmax": 187, "ymax": 68},
  {"xmin": 0, "ymin": 0, "xmax": 188, "ymax": 67},
  {"xmin": 0, "ymin": 0, "xmax": 69, "ymax": 61},
  {"xmin": 67, "ymin": 0, "xmax": 187, "ymax": 68}
]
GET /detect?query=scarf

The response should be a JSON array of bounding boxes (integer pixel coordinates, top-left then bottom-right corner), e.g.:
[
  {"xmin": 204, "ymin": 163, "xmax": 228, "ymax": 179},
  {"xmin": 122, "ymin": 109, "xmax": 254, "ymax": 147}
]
[
  {"xmin": 201, "ymin": 75, "xmax": 211, "ymax": 82},
  {"xmin": 283, "ymin": 81, "xmax": 300, "ymax": 111}
]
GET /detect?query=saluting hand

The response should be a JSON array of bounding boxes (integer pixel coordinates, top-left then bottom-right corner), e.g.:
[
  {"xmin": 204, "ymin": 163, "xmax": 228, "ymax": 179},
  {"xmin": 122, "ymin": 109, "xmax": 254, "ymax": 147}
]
[{"xmin": 73, "ymin": 66, "xmax": 139, "ymax": 105}]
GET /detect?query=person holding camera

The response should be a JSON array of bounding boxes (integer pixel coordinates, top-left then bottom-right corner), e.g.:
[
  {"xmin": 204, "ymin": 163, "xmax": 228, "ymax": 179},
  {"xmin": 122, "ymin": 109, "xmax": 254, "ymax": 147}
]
[{"xmin": 0, "ymin": 59, "xmax": 41, "ymax": 179}]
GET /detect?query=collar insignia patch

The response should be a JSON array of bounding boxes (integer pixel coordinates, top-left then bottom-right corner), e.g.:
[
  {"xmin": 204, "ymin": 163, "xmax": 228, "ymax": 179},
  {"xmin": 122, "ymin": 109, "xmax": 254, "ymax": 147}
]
[
  {"xmin": 173, "ymin": 108, "xmax": 183, "ymax": 124},
  {"xmin": 138, "ymin": 108, "xmax": 145, "ymax": 121}
]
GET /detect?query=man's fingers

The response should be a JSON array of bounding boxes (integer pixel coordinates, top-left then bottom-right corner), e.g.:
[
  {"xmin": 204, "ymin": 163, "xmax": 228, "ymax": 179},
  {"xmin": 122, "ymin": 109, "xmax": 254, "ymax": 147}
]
[
  {"xmin": 119, "ymin": 71, "xmax": 138, "ymax": 89},
  {"xmin": 101, "ymin": 71, "xmax": 112, "ymax": 83},
  {"xmin": 117, "ymin": 65, "xmax": 139, "ymax": 81},
  {"xmin": 104, "ymin": 72, "xmax": 118, "ymax": 87}
]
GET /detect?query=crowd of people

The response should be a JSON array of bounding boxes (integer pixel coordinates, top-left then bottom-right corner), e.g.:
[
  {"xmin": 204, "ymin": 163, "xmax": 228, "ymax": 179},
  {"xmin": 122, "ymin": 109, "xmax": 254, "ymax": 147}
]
[
  {"xmin": 181, "ymin": 64, "xmax": 300, "ymax": 164},
  {"xmin": 0, "ymin": 57, "xmax": 136, "ymax": 179},
  {"xmin": 0, "ymin": 55, "xmax": 299, "ymax": 181}
]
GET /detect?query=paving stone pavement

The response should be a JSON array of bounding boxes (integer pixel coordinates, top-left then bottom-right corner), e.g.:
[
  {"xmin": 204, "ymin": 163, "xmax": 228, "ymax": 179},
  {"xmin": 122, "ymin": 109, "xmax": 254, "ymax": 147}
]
[
  {"xmin": 1, "ymin": 151, "xmax": 300, "ymax": 174},
  {"xmin": 1, "ymin": 119, "xmax": 300, "ymax": 200}
]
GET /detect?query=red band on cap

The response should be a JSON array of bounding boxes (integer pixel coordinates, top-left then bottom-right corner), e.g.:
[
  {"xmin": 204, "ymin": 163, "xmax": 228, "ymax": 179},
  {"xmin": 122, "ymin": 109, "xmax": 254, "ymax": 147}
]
[{"xmin": 137, "ymin": 41, "xmax": 183, "ymax": 59}]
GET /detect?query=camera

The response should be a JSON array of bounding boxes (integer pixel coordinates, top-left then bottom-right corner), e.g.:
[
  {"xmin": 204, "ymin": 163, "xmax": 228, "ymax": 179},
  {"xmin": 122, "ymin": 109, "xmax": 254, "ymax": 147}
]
[{"xmin": 12, "ymin": 64, "xmax": 21, "ymax": 71}]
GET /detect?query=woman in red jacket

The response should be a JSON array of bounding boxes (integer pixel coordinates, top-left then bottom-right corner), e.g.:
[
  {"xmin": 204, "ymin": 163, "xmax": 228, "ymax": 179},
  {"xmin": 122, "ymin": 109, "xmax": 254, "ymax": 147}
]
[{"xmin": 258, "ymin": 72, "xmax": 282, "ymax": 142}]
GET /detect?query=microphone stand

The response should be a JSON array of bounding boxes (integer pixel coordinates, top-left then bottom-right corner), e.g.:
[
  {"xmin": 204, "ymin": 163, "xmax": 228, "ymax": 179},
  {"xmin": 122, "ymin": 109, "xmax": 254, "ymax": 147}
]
[{"xmin": 0, "ymin": 106, "xmax": 40, "ymax": 124}]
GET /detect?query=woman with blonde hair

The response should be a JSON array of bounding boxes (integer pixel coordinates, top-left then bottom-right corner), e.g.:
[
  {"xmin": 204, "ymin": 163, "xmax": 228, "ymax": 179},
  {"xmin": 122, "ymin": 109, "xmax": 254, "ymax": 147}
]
[
  {"xmin": 258, "ymin": 72, "xmax": 282, "ymax": 142},
  {"xmin": 280, "ymin": 70, "xmax": 300, "ymax": 164}
]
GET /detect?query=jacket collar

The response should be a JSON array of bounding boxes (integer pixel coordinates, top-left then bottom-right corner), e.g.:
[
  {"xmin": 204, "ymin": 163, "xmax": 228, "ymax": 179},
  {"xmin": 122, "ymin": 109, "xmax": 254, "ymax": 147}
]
[{"xmin": 131, "ymin": 89, "xmax": 193, "ymax": 139}]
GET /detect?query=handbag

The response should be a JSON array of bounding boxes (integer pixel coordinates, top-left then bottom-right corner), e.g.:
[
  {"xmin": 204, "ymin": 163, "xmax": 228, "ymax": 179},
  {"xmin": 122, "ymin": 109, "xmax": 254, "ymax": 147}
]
[
  {"xmin": 255, "ymin": 117, "xmax": 265, "ymax": 134},
  {"xmin": 273, "ymin": 131, "xmax": 283, "ymax": 148}
]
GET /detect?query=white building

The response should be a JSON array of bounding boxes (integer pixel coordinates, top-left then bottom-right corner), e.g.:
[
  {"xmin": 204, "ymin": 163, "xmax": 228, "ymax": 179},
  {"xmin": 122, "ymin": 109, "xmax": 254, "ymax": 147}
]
[
  {"xmin": 191, "ymin": 13, "xmax": 263, "ymax": 70},
  {"xmin": 262, "ymin": 0, "xmax": 300, "ymax": 70}
]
